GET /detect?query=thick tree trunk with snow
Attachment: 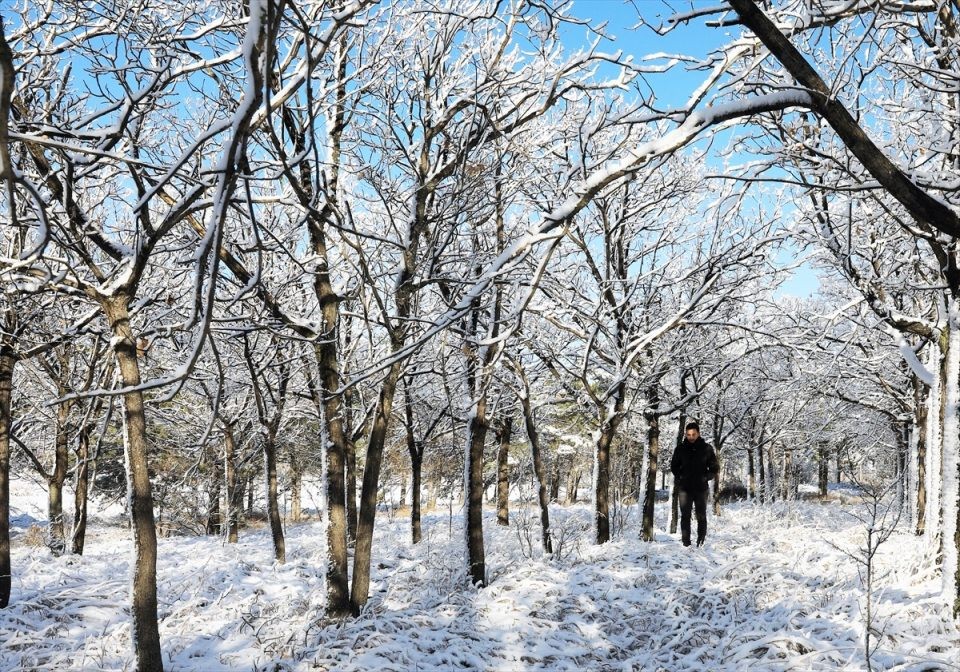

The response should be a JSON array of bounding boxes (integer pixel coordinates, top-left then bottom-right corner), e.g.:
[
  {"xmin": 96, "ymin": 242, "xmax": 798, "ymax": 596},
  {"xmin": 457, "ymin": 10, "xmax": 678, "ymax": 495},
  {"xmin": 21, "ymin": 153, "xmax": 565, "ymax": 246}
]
[
  {"xmin": 403, "ymin": 384, "xmax": 424, "ymax": 544},
  {"xmin": 0, "ymin": 348, "xmax": 14, "ymax": 608},
  {"xmin": 496, "ymin": 417, "xmax": 511, "ymax": 527},
  {"xmin": 313, "ymin": 337, "xmax": 351, "ymax": 616},
  {"xmin": 104, "ymin": 298, "xmax": 162, "ymax": 672}
]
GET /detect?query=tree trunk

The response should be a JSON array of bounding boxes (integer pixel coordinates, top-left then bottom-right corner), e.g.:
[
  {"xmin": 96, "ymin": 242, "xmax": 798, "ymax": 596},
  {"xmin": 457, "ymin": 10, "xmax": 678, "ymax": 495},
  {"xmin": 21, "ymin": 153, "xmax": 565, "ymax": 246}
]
[
  {"xmin": 757, "ymin": 441, "xmax": 766, "ymax": 504},
  {"xmin": 781, "ymin": 447, "xmax": 791, "ymax": 501},
  {"xmin": 747, "ymin": 447, "xmax": 756, "ymax": 501},
  {"xmin": 264, "ymin": 432, "xmax": 285, "ymax": 563},
  {"xmin": 72, "ymin": 422, "xmax": 92, "ymax": 555},
  {"xmin": 345, "ymin": 431, "xmax": 358, "ymax": 543},
  {"xmin": 410, "ymin": 449, "xmax": 423, "ymax": 544},
  {"xmin": 465, "ymin": 392, "xmax": 488, "ymax": 585},
  {"xmin": 496, "ymin": 418, "xmax": 511, "ymax": 526},
  {"xmin": 595, "ymin": 422, "xmax": 615, "ymax": 544},
  {"xmin": 289, "ymin": 455, "xmax": 302, "ymax": 523},
  {"xmin": 641, "ymin": 382, "xmax": 661, "ymax": 542},
  {"xmin": 351, "ymin": 361, "xmax": 403, "ymax": 612},
  {"xmin": 818, "ymin": 444, "xmax": 829, "ymax": 499},
  {"xmin": 224, "ymin": 424, "xmax": 240, "ymax": 544},
  {"xmin": 517, "ymin": 381, "xmax": 552, "ymax": 555},
  {"xmin": 549, "ymin": 455, "xmax": 561, "ymax": 503},
  {"xmin": 916, "ymin": 375, "xmax": 928, "ymax": 536},
  {"xmin": 0, "ymin": 349, "xmax": 15, "ymax": 608},
  {"xmin": 670, "ymin": 389, "xmax": 686, "ymax": 534},
  {"xmin": 104, "ymin": 298, "xmax": 162, "ymax": 672},
  {"xmin": 47, "ymin": 402, "xmax": 69, "ymax": 556},
  {"xmin": 206, "ymin": 448, "xmax": 222, "ymax": 535},
  {"xmin": 566, "ymin": 469, "xmax": 580, "ymax": 505}
]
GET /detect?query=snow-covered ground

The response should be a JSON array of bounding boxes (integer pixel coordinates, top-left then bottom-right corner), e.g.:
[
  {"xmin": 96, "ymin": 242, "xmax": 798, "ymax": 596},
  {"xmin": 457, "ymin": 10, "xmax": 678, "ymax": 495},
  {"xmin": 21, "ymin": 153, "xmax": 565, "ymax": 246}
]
[{"xmin": 3, "ymin": 478, "xmax": 959, "ymax": 671}]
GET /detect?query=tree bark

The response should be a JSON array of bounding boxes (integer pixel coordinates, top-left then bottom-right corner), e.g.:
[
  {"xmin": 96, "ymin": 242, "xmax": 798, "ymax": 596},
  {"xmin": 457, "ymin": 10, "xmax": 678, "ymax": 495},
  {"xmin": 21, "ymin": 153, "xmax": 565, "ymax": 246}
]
[
  {"xmin": 595, "ymin": 422, "xmax": 615, "ymax": 544},
  {"xmin": 47, "ymin": 400, "xmax": 70, "ymax": 556},
  {"xmin": 641, "ymin": 383, "xmax": 661, "ymax": 542},
  {"xmin": 496, "ymin": 417, "xmax": 511, "ymax": 526},
  {"xmin": 72, "ymin": 422, "xmax": 92, "ymax": 555},
  {"xmin": 289, "ymin": 453, "xmax": 302, "ymax": 523},
  {"xmin": 670, "ymin": 380, "xmax": 687, "ymax": 534},
  {"xmin": 566, "ymin": 469, "xmax": 581, "ymax": 505},
  {"xmin": 351, "ymin": 361, "xmax": 402, "ymax": 611},
  {"xmin": 915, "ymin": 375, "xmax": 928, "ymax": 536},
  {"xmin": 104, "ymin": 297, "xmax": 162, "ymax": 672},
  {"xmin": 818, "ymin": 444, "xmax": 829, "ymax": 499},
  {"xmin": 0, "ymin": 349, "xmax": 15, "ymax": 608},
  {"xmin": 224, "ymin": 424, "xmax": 240, "ymax": 544},
  {"xmin": 264, "ymin": 431, "xmax": 285, "ymax": 563},
  {"xmin": 516, "ymin": 374, "xmax": 552, "ymax": 555},
  {"xmin": 206, "ymin": 447, "xmax": 222, "ymax": 535},
  {"xmin": 747, "ymin": 447, "xmax": 756, "ymax": 501},
  {"xmin": 465, "ymin": 391, "xmax": 489, "ymax": 585},
  {"xmin": 757, "ymin": 440, "xmax": 766, "ymax": 504}
]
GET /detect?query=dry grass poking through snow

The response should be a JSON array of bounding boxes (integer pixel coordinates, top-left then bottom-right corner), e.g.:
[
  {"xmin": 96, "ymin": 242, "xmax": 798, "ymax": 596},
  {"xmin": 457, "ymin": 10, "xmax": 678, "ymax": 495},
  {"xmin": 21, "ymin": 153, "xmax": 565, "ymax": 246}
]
[{"xmin": 2, "ymin": 492, "xmax": 959, "ymax": 671}]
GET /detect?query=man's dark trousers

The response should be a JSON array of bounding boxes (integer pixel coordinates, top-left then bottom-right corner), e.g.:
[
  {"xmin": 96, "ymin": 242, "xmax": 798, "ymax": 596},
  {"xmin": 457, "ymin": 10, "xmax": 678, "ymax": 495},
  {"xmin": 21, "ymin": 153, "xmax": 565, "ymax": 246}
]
[{"xmin": 678, "ymin": 487, "xmax": 708, "ymax": 547}]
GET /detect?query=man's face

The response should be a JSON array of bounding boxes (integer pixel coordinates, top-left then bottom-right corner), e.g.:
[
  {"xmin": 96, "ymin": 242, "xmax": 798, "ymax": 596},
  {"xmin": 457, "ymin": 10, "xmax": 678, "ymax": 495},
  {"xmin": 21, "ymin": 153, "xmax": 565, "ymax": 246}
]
[{"xmin": 685, "ymin": 428, "xmax": 700, "ymax": 443}]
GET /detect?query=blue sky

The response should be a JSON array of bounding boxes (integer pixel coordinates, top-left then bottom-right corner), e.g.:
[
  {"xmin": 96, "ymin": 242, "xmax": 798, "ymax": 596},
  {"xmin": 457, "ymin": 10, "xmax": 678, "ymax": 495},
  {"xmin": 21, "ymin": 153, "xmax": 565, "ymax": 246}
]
[{"xmin": 564, "ymin": 0, "xmax": 823, "ymax": 298}]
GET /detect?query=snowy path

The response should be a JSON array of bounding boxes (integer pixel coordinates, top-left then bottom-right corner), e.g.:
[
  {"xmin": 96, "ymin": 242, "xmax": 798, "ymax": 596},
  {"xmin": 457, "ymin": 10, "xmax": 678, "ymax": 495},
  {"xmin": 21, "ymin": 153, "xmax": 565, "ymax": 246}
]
[{"xmin": 2, "ymin": 496, "xmax": 958, "ymax": 671}]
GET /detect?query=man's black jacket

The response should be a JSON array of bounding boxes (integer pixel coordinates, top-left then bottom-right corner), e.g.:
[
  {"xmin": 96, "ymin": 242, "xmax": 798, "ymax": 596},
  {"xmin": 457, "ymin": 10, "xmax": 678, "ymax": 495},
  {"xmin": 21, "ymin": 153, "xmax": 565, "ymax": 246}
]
[{"xmin": 670, "ymin": 437, "xmax": 719, "ymax": 493}]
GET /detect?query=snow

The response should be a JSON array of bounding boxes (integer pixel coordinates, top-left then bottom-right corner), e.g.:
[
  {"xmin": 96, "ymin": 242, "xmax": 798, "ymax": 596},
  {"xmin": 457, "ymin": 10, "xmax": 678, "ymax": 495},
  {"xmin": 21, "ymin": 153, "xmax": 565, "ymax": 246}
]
[{"xmin": 3, "ymin": 478, "xmax": 959, "ymax": 671}]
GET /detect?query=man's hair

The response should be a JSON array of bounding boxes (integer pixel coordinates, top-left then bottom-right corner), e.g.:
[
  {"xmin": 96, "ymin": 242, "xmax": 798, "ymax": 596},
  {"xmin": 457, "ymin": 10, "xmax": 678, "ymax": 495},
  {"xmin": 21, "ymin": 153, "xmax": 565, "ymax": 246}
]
[{"xmin": 685, "ymin": 421, "xmax": 700, "ymax": 432}]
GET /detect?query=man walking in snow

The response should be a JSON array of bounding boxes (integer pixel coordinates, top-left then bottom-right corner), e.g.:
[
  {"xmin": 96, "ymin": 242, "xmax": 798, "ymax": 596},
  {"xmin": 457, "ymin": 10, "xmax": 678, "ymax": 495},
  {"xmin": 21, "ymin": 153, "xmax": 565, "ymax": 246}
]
[{"xmin": 670, "ymin": 421, "xmax": 719, "ymax": 547}]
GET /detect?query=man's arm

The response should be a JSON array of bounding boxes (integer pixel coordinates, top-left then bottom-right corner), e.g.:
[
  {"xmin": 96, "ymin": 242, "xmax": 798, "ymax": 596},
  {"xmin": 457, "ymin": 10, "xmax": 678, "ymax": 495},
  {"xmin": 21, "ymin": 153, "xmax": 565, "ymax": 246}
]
[
  {"xmin": 670, "ymin": 445, "xmax": 681, "ymax": 476},
  {"xmin": 706, "ymin": 445, "xmax": 720, "ymax": 478}
]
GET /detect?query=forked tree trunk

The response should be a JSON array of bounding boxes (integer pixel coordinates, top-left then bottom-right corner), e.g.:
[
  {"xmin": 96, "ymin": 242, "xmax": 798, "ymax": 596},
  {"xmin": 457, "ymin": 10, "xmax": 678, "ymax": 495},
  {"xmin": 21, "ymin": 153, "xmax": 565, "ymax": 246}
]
[
  {"xmin": 496, "ymin": 418, "xmax": 512, "ymax": 526},
  {"xmin": 104, "ymin": 297, "xmax": 162, "ymax": 672}
]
